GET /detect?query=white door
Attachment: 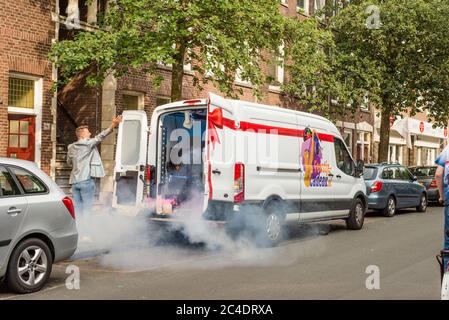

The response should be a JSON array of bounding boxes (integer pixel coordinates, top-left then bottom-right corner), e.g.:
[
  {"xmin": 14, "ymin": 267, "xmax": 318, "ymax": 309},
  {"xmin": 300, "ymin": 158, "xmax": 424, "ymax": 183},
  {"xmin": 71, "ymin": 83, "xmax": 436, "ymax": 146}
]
[
  {"xmin": 205, "ymin": 93, "xmax": 235, "ymax": 202},
  {"xmin": 113, "ymin": 110, "xmax": 148, "ymax": 209}
]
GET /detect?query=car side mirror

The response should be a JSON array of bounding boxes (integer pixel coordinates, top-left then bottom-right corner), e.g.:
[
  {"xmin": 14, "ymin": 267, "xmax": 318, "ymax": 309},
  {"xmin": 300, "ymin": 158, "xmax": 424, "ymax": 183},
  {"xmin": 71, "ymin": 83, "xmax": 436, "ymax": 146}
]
[{"xmin": 355, "ymin": 159, "xmax": 364, "ymax": 177}]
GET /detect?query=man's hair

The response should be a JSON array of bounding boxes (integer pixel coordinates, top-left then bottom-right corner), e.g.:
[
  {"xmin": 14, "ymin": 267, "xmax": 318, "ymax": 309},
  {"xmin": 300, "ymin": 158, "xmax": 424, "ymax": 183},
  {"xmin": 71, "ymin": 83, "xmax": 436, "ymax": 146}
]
[{"xmin": 75, "ymin": 125, "xmax": 89, "ymax": 137}]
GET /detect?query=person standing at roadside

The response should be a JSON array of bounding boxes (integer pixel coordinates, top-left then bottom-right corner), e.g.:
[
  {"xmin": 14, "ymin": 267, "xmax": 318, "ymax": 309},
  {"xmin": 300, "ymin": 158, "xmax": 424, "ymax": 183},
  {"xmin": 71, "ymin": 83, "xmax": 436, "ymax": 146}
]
[
  {"xmin": 435, "ymin": 144, "xmax": 449, "ymax": 267},
  {"xmin": 67, "ymin": 116, "xmax": 123, "ymax": 217}
]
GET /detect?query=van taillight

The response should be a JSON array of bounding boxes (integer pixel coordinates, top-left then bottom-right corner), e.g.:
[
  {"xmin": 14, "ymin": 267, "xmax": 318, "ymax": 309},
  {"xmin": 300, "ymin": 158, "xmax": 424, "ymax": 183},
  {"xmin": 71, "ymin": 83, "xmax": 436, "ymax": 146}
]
[
  {"xmin": 234, "ymin": 163, "xmax": 245, "ymax": 203},
  {"xmin": 370, "ymin": 181, "xmax": 383, "ymax": 193},
  {"xmin": 183, "ymin": 99, "xmax": 202, "ymax": 106},
  {"xmin": 62, "ymin": 196, "xmax": 75, "ymax": 220},
  {"xmin": 429, "ymin": 180, "xmax": 438, "ymax": 189}
]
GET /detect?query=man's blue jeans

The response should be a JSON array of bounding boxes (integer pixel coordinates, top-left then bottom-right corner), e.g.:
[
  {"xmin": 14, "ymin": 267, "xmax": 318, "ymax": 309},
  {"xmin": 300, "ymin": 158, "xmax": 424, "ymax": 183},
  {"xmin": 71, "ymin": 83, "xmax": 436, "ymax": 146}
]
[{"xmin": 71, "ymin": 178, "xmax": 95, "ymax": 218}]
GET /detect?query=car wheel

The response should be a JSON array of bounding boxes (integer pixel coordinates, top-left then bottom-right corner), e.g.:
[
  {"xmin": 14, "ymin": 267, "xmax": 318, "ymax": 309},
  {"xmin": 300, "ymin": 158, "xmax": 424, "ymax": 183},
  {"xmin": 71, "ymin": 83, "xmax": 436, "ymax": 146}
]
[
  {"xmin": 416, "ymin": 193, "xmax": 428, "ymax": 212},
  {"xmin": 6, "ymin": 238, "xmax": 53, "ymax": 294},
  {"xmin": 254, "ymin": 201, "xmax": 286, "ymax": 247},
  {"xmin": 383, "ymin": 196, "xmax": 396, "ymax": 217},
  {"xmin": 346, "ymin": 198, "xmax": 365, "ymax": 230}
]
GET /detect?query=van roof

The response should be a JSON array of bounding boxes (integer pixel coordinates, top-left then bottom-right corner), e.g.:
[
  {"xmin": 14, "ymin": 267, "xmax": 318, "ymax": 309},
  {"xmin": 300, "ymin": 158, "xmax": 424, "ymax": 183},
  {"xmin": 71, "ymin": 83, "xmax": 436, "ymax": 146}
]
[
  {"xmin": 230, "ymin": 99, "xmax": 334, "ymax": 127},
  {"xmin": 156, "ymin": 97, "xmax": 335, "ymax": 127}
]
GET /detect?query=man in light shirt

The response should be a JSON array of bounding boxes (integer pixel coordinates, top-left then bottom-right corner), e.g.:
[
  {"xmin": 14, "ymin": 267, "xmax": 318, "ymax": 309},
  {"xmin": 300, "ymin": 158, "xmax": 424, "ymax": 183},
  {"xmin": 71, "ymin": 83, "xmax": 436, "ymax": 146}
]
[{"xmin": 67, "ymin": 116, "xmax": 123, "ymax": 217}]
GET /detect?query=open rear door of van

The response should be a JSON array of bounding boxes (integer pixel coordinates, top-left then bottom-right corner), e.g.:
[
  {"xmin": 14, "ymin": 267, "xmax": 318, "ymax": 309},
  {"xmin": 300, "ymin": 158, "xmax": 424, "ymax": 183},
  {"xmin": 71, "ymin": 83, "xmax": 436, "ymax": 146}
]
[
  {"xmin": 205, "ymin": 93, "xmax": 236, "ymax": 204},
  {"xmin": 112, "ymin": 110, "xmax": 148, "ymax": 210}
]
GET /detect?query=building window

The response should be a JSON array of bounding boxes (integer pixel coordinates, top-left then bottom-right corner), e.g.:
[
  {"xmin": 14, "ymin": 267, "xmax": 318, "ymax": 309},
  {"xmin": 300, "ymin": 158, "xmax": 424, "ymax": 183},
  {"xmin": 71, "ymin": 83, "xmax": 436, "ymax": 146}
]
[
  {"xmin": 268, "ymin": 44, "xmax": 285, "ymax": 90},
  {"xmin": 343, "ymin": 130, "xmax": 353, "ymax": 152},
  {"xmin": 314, "ymin": 0, "xmax": 325, "ymax": 12},
  {"xmin": 9, "ymin": 77, "xmax": 34, "ymax": 109},
  {"xmin": 297, "ymin": 0, "xmax": 310, "ymax": 15},
  {"xmin": 156, "ymin": 96, "xmax": 171, "ymax": 107},
  {"xmin": 122, "ymin": 92, "xmax": 144, "ymax": 111},
  {"xmin": 235, "ymin": 68, "xmax": 251, "ymax": 85},
  {"xmin": 123, "ymin": 94, "xmax": 139, "ymax": 110},
  {"xmin": 360, "ymin": 95, "xmax": 369, "ymax": 111},
  {"xmin": 388, "ymin": 145, "xmax": 403, "ymax": 164},
  {"xmin": 356, "ymin": 131, "xmax": 371, "ymax": 163}
]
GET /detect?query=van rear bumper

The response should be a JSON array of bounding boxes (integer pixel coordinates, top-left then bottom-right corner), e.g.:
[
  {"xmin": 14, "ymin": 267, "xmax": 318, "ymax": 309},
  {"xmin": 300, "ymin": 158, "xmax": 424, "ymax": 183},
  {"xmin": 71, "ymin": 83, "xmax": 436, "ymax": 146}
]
[{"xmin": 148, "ymin": 216, "xmax": 227, "ymax": 227}]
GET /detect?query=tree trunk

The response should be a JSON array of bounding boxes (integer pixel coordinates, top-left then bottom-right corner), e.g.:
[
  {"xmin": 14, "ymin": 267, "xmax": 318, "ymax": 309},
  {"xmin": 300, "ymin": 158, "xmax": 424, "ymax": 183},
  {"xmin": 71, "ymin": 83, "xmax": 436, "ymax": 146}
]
[
  {"xmin": 378, "ymin": 106, "xmax": 392, "ymax": 163},
  {"xmin": 171, "ymin": 42, "xmax": 186, "ymax": 102}
]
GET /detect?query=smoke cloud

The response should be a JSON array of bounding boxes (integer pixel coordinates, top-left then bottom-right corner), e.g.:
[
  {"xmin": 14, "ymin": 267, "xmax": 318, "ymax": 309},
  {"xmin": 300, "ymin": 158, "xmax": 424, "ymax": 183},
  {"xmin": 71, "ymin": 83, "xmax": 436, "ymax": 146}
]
[{"xmin": 73, "ymin": 192, "xmax": 329, "ymax": 272}]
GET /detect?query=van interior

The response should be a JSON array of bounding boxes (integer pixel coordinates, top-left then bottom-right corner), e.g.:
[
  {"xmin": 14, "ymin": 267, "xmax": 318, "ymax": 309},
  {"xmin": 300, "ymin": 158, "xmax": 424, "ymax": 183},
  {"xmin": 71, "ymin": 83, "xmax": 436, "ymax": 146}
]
[{"xmin": 156, "ymin": 108, "xmax": 207, "ymax": 214}]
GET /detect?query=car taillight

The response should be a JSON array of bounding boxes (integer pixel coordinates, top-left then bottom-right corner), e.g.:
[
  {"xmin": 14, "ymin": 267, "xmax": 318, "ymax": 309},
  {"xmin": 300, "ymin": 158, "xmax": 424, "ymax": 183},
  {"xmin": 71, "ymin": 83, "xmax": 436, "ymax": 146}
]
[
  {"xmin": 62, "ymin": 196, "xmax": 75, "ymax": 220},
  {"xmin": 429, "ymin": 180, "xmax": 438, "ymax": 189},
  {"xmin": 234, "ymin": 163, "xmax": 245, "ymax": 203},
  {"xmin": 370, "ymin": 181, "xmax": 383, "ymax": 193}
]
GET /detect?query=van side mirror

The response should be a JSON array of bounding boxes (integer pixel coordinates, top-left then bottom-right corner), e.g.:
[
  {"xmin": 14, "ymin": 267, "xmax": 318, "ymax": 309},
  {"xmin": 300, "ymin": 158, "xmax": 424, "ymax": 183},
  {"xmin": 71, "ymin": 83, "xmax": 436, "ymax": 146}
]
[{"xmin": 355, "ymin": 160, "xmax": 364, "ymax": 177}]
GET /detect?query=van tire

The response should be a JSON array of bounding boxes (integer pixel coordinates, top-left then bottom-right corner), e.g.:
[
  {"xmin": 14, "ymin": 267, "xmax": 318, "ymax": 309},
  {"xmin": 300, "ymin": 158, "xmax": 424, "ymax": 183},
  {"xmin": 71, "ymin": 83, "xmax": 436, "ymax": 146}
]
[
  {"xmin": 383, "ymin": 196, "xmax": 396, "ymax": 217},
  {"xmin": 6, "ymin": 238, "xmax": 53, "ymax": 294},
  {"xmin": 416, "ymin": 193, "xmax": 428, "ymax": 212},
  {"xmin": 346, "ymin": 198, "xmax": 365, "ymax": 230},
  {"xmin": 255, "ymin": 201, "xmax": 286, "ymax": 247}
]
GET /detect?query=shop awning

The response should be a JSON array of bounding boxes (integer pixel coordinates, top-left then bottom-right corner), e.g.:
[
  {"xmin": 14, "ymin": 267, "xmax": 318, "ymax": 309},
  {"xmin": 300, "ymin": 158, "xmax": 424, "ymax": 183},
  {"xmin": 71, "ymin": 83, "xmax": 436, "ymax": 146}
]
[{"xmin": 390, "ymin": 118, "xmax": 446, "ymax": 149}]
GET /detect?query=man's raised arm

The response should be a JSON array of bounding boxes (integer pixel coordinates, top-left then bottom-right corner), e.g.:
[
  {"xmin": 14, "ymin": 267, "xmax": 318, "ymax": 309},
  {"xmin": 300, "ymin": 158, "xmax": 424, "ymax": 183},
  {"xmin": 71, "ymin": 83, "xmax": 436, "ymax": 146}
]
[{"xmin": 90, "ymin": 115, "xmax": 123, "ymax": 148}]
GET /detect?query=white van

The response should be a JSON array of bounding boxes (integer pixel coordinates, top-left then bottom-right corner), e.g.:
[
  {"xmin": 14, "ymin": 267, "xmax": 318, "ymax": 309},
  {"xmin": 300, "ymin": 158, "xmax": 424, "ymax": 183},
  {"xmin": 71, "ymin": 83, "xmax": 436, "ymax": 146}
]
[{"xmin": 112, "ymin": 93, "xmax": 367, "ymax": 246}]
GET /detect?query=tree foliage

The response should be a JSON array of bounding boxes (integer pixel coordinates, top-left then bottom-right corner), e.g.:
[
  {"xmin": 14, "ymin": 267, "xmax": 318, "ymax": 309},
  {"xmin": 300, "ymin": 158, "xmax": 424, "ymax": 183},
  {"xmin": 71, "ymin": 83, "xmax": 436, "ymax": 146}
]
[
  {"xmin": 329, "ymin": 0, "xmax": 449, "ymax": 161},
  {"xmin": 50, "ymin": 0, "xmax": 291, "ymax": 100}
]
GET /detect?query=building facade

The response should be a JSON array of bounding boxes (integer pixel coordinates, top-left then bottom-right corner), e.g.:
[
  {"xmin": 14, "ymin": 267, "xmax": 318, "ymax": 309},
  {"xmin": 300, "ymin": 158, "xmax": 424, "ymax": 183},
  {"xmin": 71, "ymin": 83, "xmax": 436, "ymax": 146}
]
[
  {"xmin": 373, "ymin": 112, "xmax": 447, "ymax": 166},
  {"xmin": 1, "ymin": 0, "xmax": 442, "ymax": 203},
  {"xmin": 0, "ymin": 0, "xmax": 57, "ymax": 175}
]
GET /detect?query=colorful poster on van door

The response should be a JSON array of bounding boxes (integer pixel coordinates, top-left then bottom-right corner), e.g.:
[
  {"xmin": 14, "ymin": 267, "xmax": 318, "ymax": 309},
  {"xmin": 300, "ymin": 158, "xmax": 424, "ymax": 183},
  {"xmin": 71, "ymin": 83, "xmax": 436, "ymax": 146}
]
[{"xmin": 301, "ymin": 127, "xmax": 332, "ymax": 188}]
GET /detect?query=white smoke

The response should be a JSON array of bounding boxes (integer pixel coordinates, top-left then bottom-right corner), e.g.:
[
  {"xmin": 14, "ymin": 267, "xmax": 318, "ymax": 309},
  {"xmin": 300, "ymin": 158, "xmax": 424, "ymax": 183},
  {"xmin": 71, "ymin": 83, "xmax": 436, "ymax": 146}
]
[{"xmin": 72, "ymin": 192, "xmax": 328, "ymax": 272}]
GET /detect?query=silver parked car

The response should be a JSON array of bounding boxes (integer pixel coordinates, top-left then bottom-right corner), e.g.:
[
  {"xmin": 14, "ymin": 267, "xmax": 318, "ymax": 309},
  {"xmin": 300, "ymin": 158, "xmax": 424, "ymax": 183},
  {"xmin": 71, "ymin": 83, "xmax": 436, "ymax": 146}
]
[{"xmin": 0, "ymin": 158, "xmax": 77, "ymax": 293}]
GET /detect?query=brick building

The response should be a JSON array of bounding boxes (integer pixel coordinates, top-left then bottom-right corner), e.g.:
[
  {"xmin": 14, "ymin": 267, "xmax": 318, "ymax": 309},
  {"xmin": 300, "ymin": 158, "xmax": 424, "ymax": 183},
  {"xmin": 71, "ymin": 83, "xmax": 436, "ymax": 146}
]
[
  {"xmin": 0, "ymin": 0, "xmax": 378, "ymax": 200},
  {"xmin": 0, "ymin": 0, "xmax": 388, "ymax": 201},
  {"xmin": 0, "ymin": 0, "xmax": 57, "ymax": 175},
  {"xmin": 55, "ymin": 0, "xmax": 362, "ymax": 201}
]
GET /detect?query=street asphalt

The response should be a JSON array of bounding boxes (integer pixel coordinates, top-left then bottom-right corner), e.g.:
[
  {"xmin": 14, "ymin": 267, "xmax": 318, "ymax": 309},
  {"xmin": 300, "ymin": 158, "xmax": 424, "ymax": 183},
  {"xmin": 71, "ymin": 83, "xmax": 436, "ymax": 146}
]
[{"xmin": 0, "ymin": 205, "xmax": 445, "ymax": 300}]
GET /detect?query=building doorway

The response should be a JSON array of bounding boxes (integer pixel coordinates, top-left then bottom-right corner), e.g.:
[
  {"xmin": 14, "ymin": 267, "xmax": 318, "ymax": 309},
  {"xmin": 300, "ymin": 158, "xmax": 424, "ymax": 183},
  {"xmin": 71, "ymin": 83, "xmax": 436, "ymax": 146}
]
[{"xmin": 7, "ymin": 115, "xmax": 36, "ymax": 161}]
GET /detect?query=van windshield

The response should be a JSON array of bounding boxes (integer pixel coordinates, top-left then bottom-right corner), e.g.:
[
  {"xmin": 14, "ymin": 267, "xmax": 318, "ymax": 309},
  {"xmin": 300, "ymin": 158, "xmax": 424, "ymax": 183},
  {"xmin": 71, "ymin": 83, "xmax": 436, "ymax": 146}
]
[{"xmin": 363, "ymin": 167, "xmax": 378, "ymax": 180}]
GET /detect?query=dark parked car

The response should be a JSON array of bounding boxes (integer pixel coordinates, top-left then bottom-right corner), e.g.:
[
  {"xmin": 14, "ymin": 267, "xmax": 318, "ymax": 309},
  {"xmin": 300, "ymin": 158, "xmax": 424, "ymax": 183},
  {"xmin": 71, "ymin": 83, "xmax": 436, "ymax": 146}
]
[
  {"xmin": 363, "ymin": 163, "xmax": 427, "ymax": 217},
  {"xmin": 409, "ymin": 166, "xmax": 439, "ymax": 202}
]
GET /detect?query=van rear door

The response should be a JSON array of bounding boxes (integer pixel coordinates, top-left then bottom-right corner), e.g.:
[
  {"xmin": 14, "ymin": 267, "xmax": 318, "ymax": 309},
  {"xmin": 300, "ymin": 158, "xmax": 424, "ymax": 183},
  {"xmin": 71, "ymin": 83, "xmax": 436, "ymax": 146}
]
[
  {"xmin": 205, "ymin": 93, "xmax": 235, "ymax": 202},
  {"xmin": 112, "ymin": 110, "xmax": 148, "ymax": 208}
]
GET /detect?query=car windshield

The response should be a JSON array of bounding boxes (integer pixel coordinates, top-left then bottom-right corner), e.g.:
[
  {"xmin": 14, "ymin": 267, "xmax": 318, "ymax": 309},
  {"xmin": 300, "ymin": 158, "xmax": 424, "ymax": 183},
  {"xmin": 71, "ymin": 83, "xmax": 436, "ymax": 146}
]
[
  {"xmin": 363, "ymin": 167, "xmax": 378, "ymax": 180},
  {"xmin": 410, "ymin": 167, "xmax": 436, "ymax": 177}
]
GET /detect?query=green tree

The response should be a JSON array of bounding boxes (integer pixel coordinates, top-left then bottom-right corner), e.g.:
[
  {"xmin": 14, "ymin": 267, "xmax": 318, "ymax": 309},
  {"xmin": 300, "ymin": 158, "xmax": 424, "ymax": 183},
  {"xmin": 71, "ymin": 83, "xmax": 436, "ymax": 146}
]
[
  {"xmin": 281, "ymin": 2, "xmax": 366, "ymax": 122},
  {"xmin": 282, "ymin": 17, "xmax": 337, "ymax": 116},
  {"xmin": 329, "ymin": 0, "xmax": 449, "ymax": 162},
  {"xmin": 50, "ymin": 0, "xmax": 290, "ymax": 101}
]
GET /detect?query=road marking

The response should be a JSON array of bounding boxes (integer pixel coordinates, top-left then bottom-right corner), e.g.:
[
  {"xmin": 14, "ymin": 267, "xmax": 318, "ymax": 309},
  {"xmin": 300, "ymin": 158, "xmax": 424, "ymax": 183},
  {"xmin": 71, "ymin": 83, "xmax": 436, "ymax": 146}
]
[{"xmin": 0, "ymin": 283, "xmax": 66, "ymax": 300}]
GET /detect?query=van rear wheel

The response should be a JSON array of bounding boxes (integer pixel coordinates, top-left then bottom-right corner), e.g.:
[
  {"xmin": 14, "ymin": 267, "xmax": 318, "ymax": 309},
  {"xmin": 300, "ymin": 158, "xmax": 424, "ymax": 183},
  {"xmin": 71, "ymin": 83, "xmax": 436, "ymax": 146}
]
[
  {"xmin": 255, "ymin": 201, "xmax": 286, "ymax": 247},
  {"xmin": 346, "ymin": 198, "xmax": 365, "ymax": 230}
]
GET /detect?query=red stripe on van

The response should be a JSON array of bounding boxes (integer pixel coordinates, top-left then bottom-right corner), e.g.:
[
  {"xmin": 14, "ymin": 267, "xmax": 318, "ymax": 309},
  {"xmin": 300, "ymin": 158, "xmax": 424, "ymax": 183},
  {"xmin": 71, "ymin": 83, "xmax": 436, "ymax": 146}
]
[{"xmin": 219, "ymin": 118, "xmax": 334, "ymax": 142}]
